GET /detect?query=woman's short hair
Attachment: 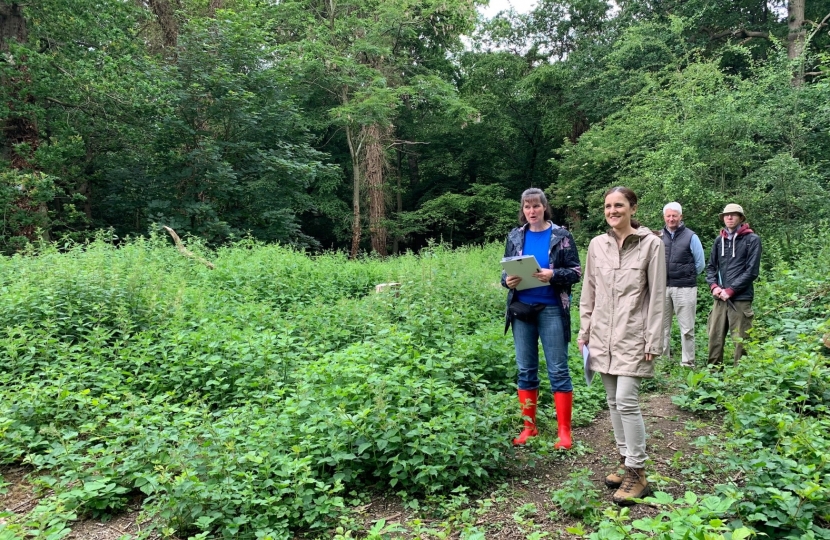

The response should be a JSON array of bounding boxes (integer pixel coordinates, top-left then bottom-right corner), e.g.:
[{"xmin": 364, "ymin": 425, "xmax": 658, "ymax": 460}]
[
  {"xmin": 603, "ymin": 186, "xmax": 641, "ymax": 229},
  {"xmin": 518, "ymin": 188, "xmax": 552, "ymax": 225}
]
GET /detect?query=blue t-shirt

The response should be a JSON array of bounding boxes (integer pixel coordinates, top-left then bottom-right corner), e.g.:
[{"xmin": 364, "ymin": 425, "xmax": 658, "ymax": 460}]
[{"xmin": 516, "ymin": 227, "xmax": 558, "ymax": 305}]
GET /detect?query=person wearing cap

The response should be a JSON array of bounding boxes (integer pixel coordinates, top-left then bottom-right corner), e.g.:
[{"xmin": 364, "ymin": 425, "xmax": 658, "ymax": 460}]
[
  {"xmin": 661, "ymin": 202, "xmax": 705, "ymax": 368},
  {"xmin": 705, "ymin": 203, "xmax": 762, "ymax": 366}
]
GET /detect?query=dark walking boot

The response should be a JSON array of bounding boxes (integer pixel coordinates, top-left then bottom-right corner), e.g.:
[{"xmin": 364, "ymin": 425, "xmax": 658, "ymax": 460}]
[{"xmin": 612, "ymin": 467, "xmax": 651, "ymax": 506}]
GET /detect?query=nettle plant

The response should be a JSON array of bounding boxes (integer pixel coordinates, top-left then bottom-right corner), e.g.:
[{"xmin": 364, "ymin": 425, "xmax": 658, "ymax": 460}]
[
  {"xmin": 571, "ymin": 492, "xmax": 755, "ymax": 539},
  {"xmin": 0, "ymin": 239, "xmax": 539, "ymax": 538},
  {"xmin": 672, "ymin": 226, "xmax": 830, "ymax": 539}
]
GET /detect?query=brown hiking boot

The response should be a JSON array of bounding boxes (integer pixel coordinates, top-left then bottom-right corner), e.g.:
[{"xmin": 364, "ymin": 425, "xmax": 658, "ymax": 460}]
[
  {"xmin": 604, "ymin": 455, "xmax": 626, "ymax": 488},
  {"xmin": 612, "ymin": 467, "xmax": 651, "ymax": 506}
]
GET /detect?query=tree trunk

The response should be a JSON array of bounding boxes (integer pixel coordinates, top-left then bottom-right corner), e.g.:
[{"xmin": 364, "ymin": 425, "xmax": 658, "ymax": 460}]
[
  {"xmin": 0, "ymin": 4, "xmax": 36, "ymax": 167},
  {"xmin": 148, "ymin": 0, "xmax": 178, "ymax": 49},
  {"xmin": 346, "ymin": 125, "xmax": 362, "ymax": 258},
  {"xmin": 1, "ymin": 5, "xmax": 50, "ymax": 242},
  {"xmin": 788, "ymin": 0, "xmax": 805, "ymax": 85},
  {"xmin": 0, "ymin": 3, "xmax": 27, "ymax": 49},
  {"xmin": 207, "ymin": 0, "xmax": 223, "ymax": 18},
  {"xmin": 407, "ymin": 147, "xmax": 420, "ymax": 186},
  {"xmin": 365, "ymin": 124, "xmax": 388, "ymax": 256},
  {"xmin": 392, "ymin": 147, "xmax": 403, "ymax": 255}
]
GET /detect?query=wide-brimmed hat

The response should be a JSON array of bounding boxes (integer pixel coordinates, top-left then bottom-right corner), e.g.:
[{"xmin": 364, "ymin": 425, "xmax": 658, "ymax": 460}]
[{"xmin": 719, "ymin": 203, "xmax": 745, "ymax": 219}]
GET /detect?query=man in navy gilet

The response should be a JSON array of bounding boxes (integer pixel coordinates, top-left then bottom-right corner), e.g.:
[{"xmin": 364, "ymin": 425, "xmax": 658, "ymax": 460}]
[{"xmin": 661, "ymin": 202, "xmax": 705, "ymax": 368}]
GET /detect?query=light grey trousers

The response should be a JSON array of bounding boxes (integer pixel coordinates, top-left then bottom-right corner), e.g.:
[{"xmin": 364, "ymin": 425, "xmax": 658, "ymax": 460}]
[
  {"xmin": 601, "ymin": 373, "xmax": 647, "ymax": 468},
  {"xmin": 662, "ymin": 286, "xmax": 698, "ymax": 366}
]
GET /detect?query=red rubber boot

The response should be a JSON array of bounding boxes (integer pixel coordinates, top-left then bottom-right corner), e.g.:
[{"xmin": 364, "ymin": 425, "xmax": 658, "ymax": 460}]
[
  {"xmin": 513, "ymin": 389, "xmax": 539, "ymax": 445},
  {"xmin": 553, "ymin": 391, "xmax": 573, "ymax": 450}
]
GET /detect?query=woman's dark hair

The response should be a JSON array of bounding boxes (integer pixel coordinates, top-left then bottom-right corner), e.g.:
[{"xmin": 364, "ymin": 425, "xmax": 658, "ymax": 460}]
[
  {"xmin": 518, "ymin": 188, "xmax": 552, "ymax": 225},
  {"xmin": 603, "ymin": 186, "xmax": 641, "ymax": 229}
]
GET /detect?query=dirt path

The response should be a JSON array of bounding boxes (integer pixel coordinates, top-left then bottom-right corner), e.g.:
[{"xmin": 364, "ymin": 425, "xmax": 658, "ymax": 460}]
[
  {"xmin": 352, "ymin": 392, "xmax": 719, "ymax": 538},
  {"xmin": 1, "ymin": 393, "xmax": 717, "ymax": 539}
]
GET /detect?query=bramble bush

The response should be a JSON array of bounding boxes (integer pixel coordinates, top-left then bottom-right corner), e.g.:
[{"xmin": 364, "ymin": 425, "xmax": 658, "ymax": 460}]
[{"xmin": 0, "ymin": 236, "xmax": 603, "ymax": 538}]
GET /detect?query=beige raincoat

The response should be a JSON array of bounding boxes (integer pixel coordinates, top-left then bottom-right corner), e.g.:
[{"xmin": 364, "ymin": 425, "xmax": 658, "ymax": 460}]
[{"xmin": 579, "ymin": 227, "xmax": 666, "ymax": 378}]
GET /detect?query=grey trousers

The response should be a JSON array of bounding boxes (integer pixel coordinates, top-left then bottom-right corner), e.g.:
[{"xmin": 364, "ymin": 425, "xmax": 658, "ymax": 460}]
[
  {"xmin": 662, "ymin": 286, "xmax": 698, "ymax": 366},
  {"xmin": 707, "ymin": 299, "xmax": 754, "ymax": 366},
  {"xmin": 601, "ymin": 373, "xmax": 647, "ymax": 469}
]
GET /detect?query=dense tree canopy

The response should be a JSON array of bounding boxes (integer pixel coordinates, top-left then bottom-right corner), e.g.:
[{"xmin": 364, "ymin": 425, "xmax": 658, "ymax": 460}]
[{"xmin": 1, "ymin": 0, "xmax": 829, "ymax": 255}]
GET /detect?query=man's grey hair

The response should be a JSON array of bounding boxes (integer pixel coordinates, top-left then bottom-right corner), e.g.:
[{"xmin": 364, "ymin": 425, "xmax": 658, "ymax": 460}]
[{"xmin": 663, "ymin": 202, "xmax": 682, "ymax": 215}]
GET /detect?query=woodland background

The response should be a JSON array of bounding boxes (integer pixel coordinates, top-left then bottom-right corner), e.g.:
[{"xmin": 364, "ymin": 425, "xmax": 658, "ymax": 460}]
[
  {"xmin": 2, "ymin": 0, "xmax": 830, "ymax": 256},
  {"xmin": 2, "ymin": 2, "xmax": 830, "ymax": 538}
]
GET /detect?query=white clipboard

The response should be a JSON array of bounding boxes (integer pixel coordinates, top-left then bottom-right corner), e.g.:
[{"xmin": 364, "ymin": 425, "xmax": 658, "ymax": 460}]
[
  {"xmin": 500, "ymin": 255, "xmax": 546, "ymax": 290},
  {"xmin": 582, "ymin": 344, "xmax": 594, "ymax": 386}
]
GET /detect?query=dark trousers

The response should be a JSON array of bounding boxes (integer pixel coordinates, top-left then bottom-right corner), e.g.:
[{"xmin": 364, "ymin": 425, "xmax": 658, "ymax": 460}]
[{"xmin": 707, "ymin": 299, "xmax": 754, "ymax": 366}]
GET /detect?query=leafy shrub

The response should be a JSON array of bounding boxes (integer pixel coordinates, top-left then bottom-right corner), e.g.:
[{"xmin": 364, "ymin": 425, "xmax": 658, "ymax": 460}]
[
  {"xmin": 672, "ymin": 225, "xmax": 830, "ymax": 539},
  {"xmin": 0, "ymin": 238, "xmax": 541, "ymax": 538},
  {"xmin": 551, "ymin": 468, "xmax": 602, "ymax": 521},
  {"xmin": 574, "ymin": 492, "xmax": 755, "ymax": 539}
]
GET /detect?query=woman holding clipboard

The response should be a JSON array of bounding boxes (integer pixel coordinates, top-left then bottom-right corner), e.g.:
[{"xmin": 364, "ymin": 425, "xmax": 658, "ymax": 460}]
[
  {"xmin": 501, "ymin": 188, "xmax": 582, "ymax": 448},
  {"xmin": 578, "ymin": 186, "xmax": 665, "ymax": 506}
]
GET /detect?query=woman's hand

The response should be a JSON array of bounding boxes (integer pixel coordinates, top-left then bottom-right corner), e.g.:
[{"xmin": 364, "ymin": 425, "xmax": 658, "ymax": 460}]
[
  {"xmin": 577, "ymin": 339, "xmax": 587, "ymax": 350},
  {"xmin": 532, "ymin": 268, "xmax": 554, "ymax": 283},
  {"xmin": 645, "ymin": 353, "xmax": 656, "ymax": 362},
  {"xmin": 506, "ymin": 275, "xmax": 522, "ymax": 289}
]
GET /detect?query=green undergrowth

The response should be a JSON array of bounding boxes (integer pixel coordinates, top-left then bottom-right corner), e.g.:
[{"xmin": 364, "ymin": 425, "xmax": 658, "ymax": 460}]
[
  {"xmin": 670, "ymin": 225, "xmax": 830, "ymax": 540},
  {"xmin": 0, "ymin": 235, "xmax": 604, "ymax": 539}
]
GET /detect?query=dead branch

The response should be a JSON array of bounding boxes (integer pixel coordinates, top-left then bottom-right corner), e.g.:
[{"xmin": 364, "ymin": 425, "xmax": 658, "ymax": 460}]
[
  {"xmin": 162, "ymin": 226, "xmax": 215, "ymax": 269},
  {"xmin": 711, "ymin": 28, "xmax": 770, "ymax": 41},
  {"xmin": 806, "ymin": 10, "xmax": 830, "ymax": 30}
]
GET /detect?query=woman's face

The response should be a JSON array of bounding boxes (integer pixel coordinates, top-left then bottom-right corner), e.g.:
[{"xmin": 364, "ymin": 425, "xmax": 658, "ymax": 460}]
[
  {"xmin": 522, "ymin": 198, "xmax": 546, "ymax": 226},
  {"xmin": 604, "ymin": 191, "xmax": 634, "ymax": 230}
]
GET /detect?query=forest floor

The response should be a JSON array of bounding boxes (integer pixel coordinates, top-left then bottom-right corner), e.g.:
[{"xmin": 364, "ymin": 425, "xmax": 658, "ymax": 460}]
[
  {"xmin": 0, "ymin": 390, "xmax": 719, "ymax": 539},
  {"xmin": 349, "ymin": 390, "xmax": 720, "ymax": 539}
]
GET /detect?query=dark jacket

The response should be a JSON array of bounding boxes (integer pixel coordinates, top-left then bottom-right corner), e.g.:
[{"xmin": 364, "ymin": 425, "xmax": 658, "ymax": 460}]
[
  {"xmin": 662, "ymin": 224, "xmax": 697, "ymax": 287},
  {"xmin": 501, "ymin": 222, "xmax": 582, "ymax": 336},
  {"xmin": 705, "ymin": 223, "xmax": 761, "ymax": 301}
]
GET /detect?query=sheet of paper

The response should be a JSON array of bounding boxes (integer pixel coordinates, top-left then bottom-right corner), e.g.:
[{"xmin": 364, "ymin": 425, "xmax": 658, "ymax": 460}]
[
  {"xmin": 582, "ymin": 344, "xmax": 594, "ymax": 386},
  {"xmin": 500, "ymin": 255, "xmax": 546, "ymax": 290}
]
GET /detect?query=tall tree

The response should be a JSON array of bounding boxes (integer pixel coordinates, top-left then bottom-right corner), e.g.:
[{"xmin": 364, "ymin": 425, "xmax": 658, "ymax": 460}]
[
  {"xmin": 275, "ymin": 0, "xmax": 478, "ymax": 256},
  {"xmin": 0, "ymin": 2, "xmax": 52, "ymax": 244},
  {"xmin": 97, "ymin": 8, "xmax": 338, "ymax": 244},
  {"xmin": 1, "ymin": 2, "xmax": 33, "ymax": 168}
]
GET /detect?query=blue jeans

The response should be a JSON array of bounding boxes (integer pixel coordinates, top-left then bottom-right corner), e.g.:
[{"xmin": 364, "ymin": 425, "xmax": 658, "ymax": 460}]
[{"xmin": 512, "ymin": 304, "xmax": 573, "ymax": 393}]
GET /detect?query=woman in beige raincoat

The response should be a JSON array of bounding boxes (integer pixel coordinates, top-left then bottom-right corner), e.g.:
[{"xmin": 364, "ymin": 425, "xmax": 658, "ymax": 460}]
[{"xmin": 578, "ymin": 186, "xmax": 666, "ymax": 506}]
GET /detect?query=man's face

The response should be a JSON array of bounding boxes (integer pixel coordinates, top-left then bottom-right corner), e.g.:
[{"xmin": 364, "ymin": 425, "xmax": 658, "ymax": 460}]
[
  {"xmin": 722, "ymin": 212, "xmax": 742, "ymax": 229},
  {"xmin": 663, "ymin": 209, "xmax": 681, "ymax": 231}
]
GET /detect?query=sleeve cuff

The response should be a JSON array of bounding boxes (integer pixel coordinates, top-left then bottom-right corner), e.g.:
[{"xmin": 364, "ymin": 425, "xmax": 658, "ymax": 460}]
[
  {"xmin": 709, "ymin": 283, "xmax": 718, "ymax": 291},
  {"xmin": 724, "ymin": 288, "xmax": 735, "ymax": 298}
]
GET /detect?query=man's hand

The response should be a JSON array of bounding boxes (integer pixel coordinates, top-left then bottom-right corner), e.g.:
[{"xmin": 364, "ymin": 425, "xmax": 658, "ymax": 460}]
[
  {"xmin": 718, "ymin": 289, "xmax": 731, "ymax": 301},
  {"xmin": 712, "ymin": 286, "xmax": 723, "ymax": 298},
  {"xmin": 506, "ymin": 275, "xmax": 522, "ymax": 289}
]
